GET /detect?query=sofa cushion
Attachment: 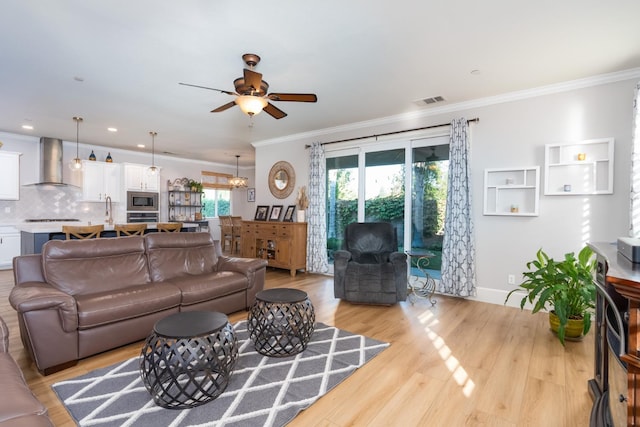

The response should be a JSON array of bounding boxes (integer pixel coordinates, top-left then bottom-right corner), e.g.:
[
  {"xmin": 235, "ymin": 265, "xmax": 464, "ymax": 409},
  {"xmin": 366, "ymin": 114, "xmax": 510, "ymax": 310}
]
[
  {"xmin": 145, "ymin": 232, "xmax": 218, "ymax": 281},
  {"xmin": 0, "ymin": 353, "xmax": 49, "ymax": 424},
  {"xmin": 74, "ymin": 282, "xmax": 181, "ymax": 329},
  {"xmin": 170, "ymin": 271, "xmax": 248, "ymax": 306},
  {"xmin": 42, "ymin": 236, "xmax": 150, "ymax": 296}
]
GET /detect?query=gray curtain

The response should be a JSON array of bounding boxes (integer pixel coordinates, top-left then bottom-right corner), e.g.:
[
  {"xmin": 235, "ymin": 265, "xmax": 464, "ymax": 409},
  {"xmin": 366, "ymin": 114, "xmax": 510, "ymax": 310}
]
[
  {"xmin": 307, "ymin": 142, "xmax": 329, "ymax": 273},
  {"xmin": 631, "ymin": 81, "xmax": 640, "ymax": 237},
  {"xmin": 440, "ymin": 118, "xmax": 476, "ymax": 296}
]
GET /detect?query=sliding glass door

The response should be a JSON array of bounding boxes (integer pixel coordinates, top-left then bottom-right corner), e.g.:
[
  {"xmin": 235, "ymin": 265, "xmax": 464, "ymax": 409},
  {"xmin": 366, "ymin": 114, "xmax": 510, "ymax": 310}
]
[
  {"xmin": 325, "ymin": 135, "xmax": 449, "ymax": 281},
  {"xmin": 326, "ymin": 153, "xmax": 358, "ymax": 263},
  {"xmin": 409, "ymin": 142, "xmax": 449, "ymax": 279},
  {"xmin": 364, "ymin": 149, "xmax": 406, "ymax": 247}
]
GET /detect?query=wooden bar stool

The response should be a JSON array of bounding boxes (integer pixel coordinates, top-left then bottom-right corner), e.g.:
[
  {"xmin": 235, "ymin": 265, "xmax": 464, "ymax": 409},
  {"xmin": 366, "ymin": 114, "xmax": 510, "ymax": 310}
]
[
  {"xmin": 62, "ymin": 224, "xmax": 104, "ymax": 240},
  {"xmin": 115, "ymin": 223, "xmax": 147, "ymax": 236},
  {"xmin": 157, "ymin": 222, "xmax": 183, "ymax": 232}
]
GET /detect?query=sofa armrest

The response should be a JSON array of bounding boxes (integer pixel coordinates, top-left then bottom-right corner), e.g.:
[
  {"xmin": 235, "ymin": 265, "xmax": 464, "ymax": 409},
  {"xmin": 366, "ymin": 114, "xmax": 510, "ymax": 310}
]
[
  {"xmin": 333, "ymin": 250, "xmax": 353, "ymax": 299},
  {"xmin": 217, "ymin": 256, "xmax": 268, "ymax": 278},
  {"xmin": 9, "ymin": 283, "xmax": 78, "ymax": 333},
  {"xmin": 0, "ymin": 316, "xmax": 8, "ymax": 353},
  {"xmin": 390, "ymin": 251, "xmax": 407, "ymax": 265}
]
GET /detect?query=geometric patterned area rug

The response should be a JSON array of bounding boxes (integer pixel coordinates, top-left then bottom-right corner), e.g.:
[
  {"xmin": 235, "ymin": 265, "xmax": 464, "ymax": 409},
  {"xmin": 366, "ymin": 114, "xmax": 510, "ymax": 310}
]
[{"xmin": 52, "ymin": 321, "xmax": 389, "ymax": 427}]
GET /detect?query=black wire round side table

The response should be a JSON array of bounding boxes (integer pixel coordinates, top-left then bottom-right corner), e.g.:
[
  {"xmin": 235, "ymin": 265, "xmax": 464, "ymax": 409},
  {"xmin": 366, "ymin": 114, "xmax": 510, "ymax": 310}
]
[
  {"xmin": 248, "ymin": 288, "xmax": 315, "ymax": 357},
  {"xmin": 140, "ymin": 311, "xmax": 238, "ymax": 409}
]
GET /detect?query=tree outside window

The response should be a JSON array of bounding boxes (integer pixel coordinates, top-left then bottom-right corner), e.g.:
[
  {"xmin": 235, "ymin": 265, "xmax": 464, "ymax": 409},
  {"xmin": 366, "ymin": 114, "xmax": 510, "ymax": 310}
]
[{"xmin": 202, "ymin": 189, "xmax": 231, "ymax": 218}]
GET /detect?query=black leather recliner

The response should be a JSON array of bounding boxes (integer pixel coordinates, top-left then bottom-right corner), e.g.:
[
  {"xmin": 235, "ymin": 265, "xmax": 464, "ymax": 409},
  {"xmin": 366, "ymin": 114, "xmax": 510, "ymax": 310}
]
[{"xmin": 333, "ymin": 222, "xmax": 407, "ymax": 304}]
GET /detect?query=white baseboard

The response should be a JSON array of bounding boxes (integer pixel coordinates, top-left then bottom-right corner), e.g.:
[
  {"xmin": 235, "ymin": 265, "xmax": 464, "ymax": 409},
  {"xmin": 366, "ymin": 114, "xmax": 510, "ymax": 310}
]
[{"xmin": 465, "ymin": 287, "xmax": 535, "ymax": 311}]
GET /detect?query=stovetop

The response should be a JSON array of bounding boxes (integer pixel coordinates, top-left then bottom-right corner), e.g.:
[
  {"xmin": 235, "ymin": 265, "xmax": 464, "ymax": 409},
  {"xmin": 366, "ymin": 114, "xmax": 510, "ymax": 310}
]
[{"xmin": 24, "ymin": 218, "xmax": 80, "ymax": 223}]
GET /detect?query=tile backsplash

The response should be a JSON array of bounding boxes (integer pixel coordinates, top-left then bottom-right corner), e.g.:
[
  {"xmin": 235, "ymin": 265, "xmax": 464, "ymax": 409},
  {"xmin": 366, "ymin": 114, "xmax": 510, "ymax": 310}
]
[{"xmin": 0, "ymin": 186, "xmax": 126, "ymax": 224}]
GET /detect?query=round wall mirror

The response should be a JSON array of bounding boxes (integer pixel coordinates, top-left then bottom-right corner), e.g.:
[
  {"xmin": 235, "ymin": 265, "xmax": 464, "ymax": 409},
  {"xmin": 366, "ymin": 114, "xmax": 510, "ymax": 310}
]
[{"xmin": 268, "ymin": 161, "xmax": 295, "ymax": 199}]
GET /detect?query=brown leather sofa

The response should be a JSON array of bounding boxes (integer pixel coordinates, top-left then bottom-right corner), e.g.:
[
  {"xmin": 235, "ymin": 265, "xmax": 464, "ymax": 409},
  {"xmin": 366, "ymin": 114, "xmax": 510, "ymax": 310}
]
[
  {"xmin": 0, "ymin": 315, "xmax": 53, "ymax": 426},
  {"xmin": 9, "ymin": 232, "xmax": 267, "ymax": 375}
]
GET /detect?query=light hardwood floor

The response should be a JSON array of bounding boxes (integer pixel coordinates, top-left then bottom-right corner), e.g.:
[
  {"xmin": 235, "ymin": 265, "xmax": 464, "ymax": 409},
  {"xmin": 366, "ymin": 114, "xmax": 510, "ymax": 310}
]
[{"xmin": 0, "ymin": 268, "xmax": 594, "ymax": 426}]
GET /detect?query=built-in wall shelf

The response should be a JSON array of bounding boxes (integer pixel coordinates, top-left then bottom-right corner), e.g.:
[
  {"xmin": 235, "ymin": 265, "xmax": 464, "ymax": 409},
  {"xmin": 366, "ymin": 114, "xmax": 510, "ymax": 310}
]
[
  {"xmin": 483, "ymin": 166, "xmax": 540, "ymax": 216},
  {"xmin": 544, "ymin": 138, "xmax": 614, "ymax": 195}
]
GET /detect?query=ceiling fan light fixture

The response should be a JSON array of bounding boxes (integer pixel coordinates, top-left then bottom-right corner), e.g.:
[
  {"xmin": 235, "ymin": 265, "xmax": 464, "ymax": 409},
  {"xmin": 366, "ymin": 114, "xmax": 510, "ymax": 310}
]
[
  {"xmin": 236, "ymin": 95, "xmax": 268, "ymax": 116},
  {"xmin": 69, "ymin": 116, "xmax": 84, "ymax": 171},
  {"xmin": 229, "ymin": 155, "xmax": 248, "ymax": 188}
]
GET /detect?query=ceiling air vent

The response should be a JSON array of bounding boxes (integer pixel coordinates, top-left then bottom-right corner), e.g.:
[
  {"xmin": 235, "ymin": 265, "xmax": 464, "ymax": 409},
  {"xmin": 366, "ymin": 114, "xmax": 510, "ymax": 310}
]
[{"xmin": 414, "ymin": 96, "xmax": 446, "ymax": 106}]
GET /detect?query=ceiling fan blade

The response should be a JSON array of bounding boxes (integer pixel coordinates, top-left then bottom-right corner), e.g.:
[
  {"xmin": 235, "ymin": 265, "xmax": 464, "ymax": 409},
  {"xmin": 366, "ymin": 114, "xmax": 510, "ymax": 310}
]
[
  {"xmin": 211, "ymin": 101, "xmax": 237, "ymax": 113},
  {"xmin": 243, "ymin": 69, "xmax": 263, "ymax": 93},
  {"xmin": 268, "ymin": 93, "xmax": 318, "ymax": 102},
  {"xmin": 179, "ymin": 82, "xmax": 236, "ymax": 96},
  {"xmin": 263, "ymin": 102, "xmax": 288, "ymax": 119}
]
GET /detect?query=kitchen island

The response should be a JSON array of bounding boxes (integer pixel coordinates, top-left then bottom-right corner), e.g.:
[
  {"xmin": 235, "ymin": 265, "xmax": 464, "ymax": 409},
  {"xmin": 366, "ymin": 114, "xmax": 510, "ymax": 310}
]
[{"xmin": 16, "ymin": 222, "xmax": 201, "ymax": 255}]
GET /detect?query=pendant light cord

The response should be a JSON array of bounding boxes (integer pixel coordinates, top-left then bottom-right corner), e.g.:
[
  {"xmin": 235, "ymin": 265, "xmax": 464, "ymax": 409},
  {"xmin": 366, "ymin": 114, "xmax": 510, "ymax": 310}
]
[{"xmin": 73, "ymin": 116, "xmax": 83, "ymax": 160}]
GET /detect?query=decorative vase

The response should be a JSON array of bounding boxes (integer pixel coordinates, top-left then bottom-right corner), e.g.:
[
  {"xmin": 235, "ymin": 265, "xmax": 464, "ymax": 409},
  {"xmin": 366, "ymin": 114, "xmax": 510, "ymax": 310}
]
[{"xmin": 296, "ymin": 210, "xmax": 306, "ymax": 222}]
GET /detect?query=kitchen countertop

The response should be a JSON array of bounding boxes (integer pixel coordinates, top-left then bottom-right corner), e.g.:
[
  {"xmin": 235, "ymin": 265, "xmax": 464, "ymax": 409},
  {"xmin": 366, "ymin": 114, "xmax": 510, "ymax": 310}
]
[{"xmin": 14, "ymin": 222, "xmax": 201, "ymax": 233}]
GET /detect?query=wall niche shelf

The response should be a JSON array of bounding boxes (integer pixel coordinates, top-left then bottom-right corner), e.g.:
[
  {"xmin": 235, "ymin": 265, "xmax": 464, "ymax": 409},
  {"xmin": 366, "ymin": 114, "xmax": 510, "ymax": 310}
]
[
  {"xmin": 483, "ymin": 166, "xmax": 540, "ymax": 216},
  {"xmin": 544, "ymin": 138, "xmax": 614, "ymax": 195}
]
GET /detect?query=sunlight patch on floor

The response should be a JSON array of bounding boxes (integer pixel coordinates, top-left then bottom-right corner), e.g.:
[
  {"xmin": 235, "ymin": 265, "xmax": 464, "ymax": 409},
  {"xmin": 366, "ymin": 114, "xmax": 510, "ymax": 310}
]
[{"xmin": 418, "ymin": 313, "xmax": 475, "ymax": 398}]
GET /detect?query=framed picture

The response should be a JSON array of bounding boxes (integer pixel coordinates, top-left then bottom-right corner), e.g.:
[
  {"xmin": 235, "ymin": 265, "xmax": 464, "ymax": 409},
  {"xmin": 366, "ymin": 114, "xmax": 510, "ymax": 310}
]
[
  {"xmin": 269, "ymin": 205, "xmax": 283, "ymax": 221},
  {"xmin": 254, "ymin": 205, "xmax": 269, "ymax": 221},
  {"xmin": 283, "ymin": 205, "xmax": 296, "ymax": 222},
  {"xmin": 247, "ymin": 188, "xmax": 255, "ymax": 202}
]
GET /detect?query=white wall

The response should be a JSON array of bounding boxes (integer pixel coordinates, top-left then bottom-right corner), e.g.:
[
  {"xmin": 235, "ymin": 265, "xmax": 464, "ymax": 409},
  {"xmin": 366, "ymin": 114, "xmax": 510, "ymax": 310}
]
[{"xmin": 253, "ymin": 77, "xmax": 637, "ymax": 306}]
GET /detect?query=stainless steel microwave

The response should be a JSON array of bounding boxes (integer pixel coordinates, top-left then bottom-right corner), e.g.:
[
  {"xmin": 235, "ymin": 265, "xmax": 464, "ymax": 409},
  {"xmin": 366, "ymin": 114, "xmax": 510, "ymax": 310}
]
[{"xmin": 127, "ymin": 191, "xmax": 159, "ymax": 211}]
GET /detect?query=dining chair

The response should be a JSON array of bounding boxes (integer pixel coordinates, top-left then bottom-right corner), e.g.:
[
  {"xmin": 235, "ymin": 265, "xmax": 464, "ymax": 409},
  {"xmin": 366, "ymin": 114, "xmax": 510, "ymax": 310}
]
[
  {"xmin": 157, "ymin": 222, "xmax": 183, "ymax": 232},
  {"xmin": 62, "ymin": 224, "xmax": 105, "ymax": 240},
  {"xmin": 114, "ymin": 223, "xmax": 147, "ymax": 236},
  {"xmin": 219, "ymin": 216, "xmax": 234, "ymax": 253},
  {"xmin": 231, "ymin": 216, "xmax": 243, "ymax": 255}
]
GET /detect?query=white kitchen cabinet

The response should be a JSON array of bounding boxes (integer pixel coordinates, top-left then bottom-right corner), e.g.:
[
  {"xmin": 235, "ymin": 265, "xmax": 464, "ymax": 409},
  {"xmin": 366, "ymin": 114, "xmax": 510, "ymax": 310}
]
[
  {"xmin": 0, "ymin": 151, "xmax": 21, "ymax": 200},
  {"xmin": 123, "ymin": 163, "xmax": 160, "ymax": 191},
  {"xmin": 544, "ymin": 138, "xmax": 614, "ymax": 195},
  {"xmin": 483, "ymin": 166, "xmax": 540, "ymax": 216},
  {"xmin": 82, "ymin": 160, "xmax": 122, "ymax": 202},
  {"xmin": 0, "ymin": 226, "xmax": 20, "ymax": 269}
]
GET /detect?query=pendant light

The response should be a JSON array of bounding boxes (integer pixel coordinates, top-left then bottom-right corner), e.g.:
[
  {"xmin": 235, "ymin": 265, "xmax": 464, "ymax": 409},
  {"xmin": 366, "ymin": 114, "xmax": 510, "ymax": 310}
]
[
  {"xmin": 148, "ymin": 131, "xmax": 158, "ymax": 176},
  {"xmin": 69, "ymin": 116, "xmax": 83, "ymax": 171},
  {"xmin": 228, "ymin": 155, "xmax": 248, "ymax": 188}
]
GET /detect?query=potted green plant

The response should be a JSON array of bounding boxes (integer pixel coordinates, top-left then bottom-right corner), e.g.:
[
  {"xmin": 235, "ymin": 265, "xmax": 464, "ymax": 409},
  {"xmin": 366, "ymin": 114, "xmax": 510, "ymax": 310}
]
[
  {"xmin": 188, "ymin": 179, "xmax": 203, "ymax": 192},
  {"xmin": 505, "ymin": 245, "xmax": 596, "ymax": 345}
]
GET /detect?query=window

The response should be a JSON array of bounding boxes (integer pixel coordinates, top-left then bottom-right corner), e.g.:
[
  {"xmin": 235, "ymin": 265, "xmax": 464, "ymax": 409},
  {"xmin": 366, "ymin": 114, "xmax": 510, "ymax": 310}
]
[{"xmin": 202, "ymin": 188, "xmax": 231, "ymax": 218}]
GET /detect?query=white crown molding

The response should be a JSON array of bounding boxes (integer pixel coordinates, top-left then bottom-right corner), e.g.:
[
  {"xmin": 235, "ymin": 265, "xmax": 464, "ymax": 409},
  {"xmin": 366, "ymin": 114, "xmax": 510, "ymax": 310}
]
[{"xmin": 253, "ymin": 67, "xmax": 640, "ymax": 148}]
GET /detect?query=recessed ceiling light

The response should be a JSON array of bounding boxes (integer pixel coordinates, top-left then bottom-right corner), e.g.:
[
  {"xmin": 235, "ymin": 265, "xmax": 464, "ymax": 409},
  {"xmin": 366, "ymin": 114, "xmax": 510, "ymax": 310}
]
[
  {"xmin": 107, "ymin": 127, "xmax": 118, "ymax": 132},
  {"xmin": 74, "ymin": 76, "xmax": 84, "ymax": 82},
  {"xmin": 21, "ymin": 125, "xmax": 34, "ymax": 130},
  {"xmin": 137, "ymin": 144, "xmax": 145, "ymax": 148}
]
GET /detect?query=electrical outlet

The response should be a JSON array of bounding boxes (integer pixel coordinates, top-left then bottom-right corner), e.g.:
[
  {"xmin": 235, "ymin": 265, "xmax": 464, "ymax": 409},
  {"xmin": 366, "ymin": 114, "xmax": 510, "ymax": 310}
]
[{"xmin": 508, "ymin": 274, "xmax": 515, "ymax": 285}]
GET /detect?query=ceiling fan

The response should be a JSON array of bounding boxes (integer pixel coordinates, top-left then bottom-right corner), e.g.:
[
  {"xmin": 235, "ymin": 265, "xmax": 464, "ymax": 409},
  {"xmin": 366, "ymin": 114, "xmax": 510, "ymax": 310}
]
[{"xmin": 179, "ymin": 53, "xmax": 317, "ymax": 119}]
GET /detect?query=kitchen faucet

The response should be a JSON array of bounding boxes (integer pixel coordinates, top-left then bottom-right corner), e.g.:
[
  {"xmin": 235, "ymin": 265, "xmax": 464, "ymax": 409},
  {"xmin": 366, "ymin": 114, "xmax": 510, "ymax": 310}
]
[{"xmin": 105, "ymin": 196, "xmax": 113, "ymax": 225}]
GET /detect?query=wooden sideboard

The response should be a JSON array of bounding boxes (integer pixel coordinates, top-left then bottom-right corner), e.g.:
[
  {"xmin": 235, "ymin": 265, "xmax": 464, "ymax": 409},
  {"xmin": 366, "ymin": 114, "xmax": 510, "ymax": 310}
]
[
  {"xmin": 241, "ymin": 221, "xmax": 307, "ymax": 277},
  {"xmin": 589, "ymin": 242, "xmax": 640, "ymax": 426}
]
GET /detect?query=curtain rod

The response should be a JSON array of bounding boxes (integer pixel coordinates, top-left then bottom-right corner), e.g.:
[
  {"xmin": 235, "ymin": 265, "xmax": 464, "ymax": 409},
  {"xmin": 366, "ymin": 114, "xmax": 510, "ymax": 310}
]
[{"xmin": 306, "ymin": 117, "xmax": 479, "ymax": 148}]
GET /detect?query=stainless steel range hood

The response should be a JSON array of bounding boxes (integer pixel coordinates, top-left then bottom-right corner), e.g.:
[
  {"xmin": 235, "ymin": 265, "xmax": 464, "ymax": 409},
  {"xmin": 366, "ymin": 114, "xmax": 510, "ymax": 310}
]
[{"xmin": 26, "ymin": 137, "xmax": 68, "ymax": 186}]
